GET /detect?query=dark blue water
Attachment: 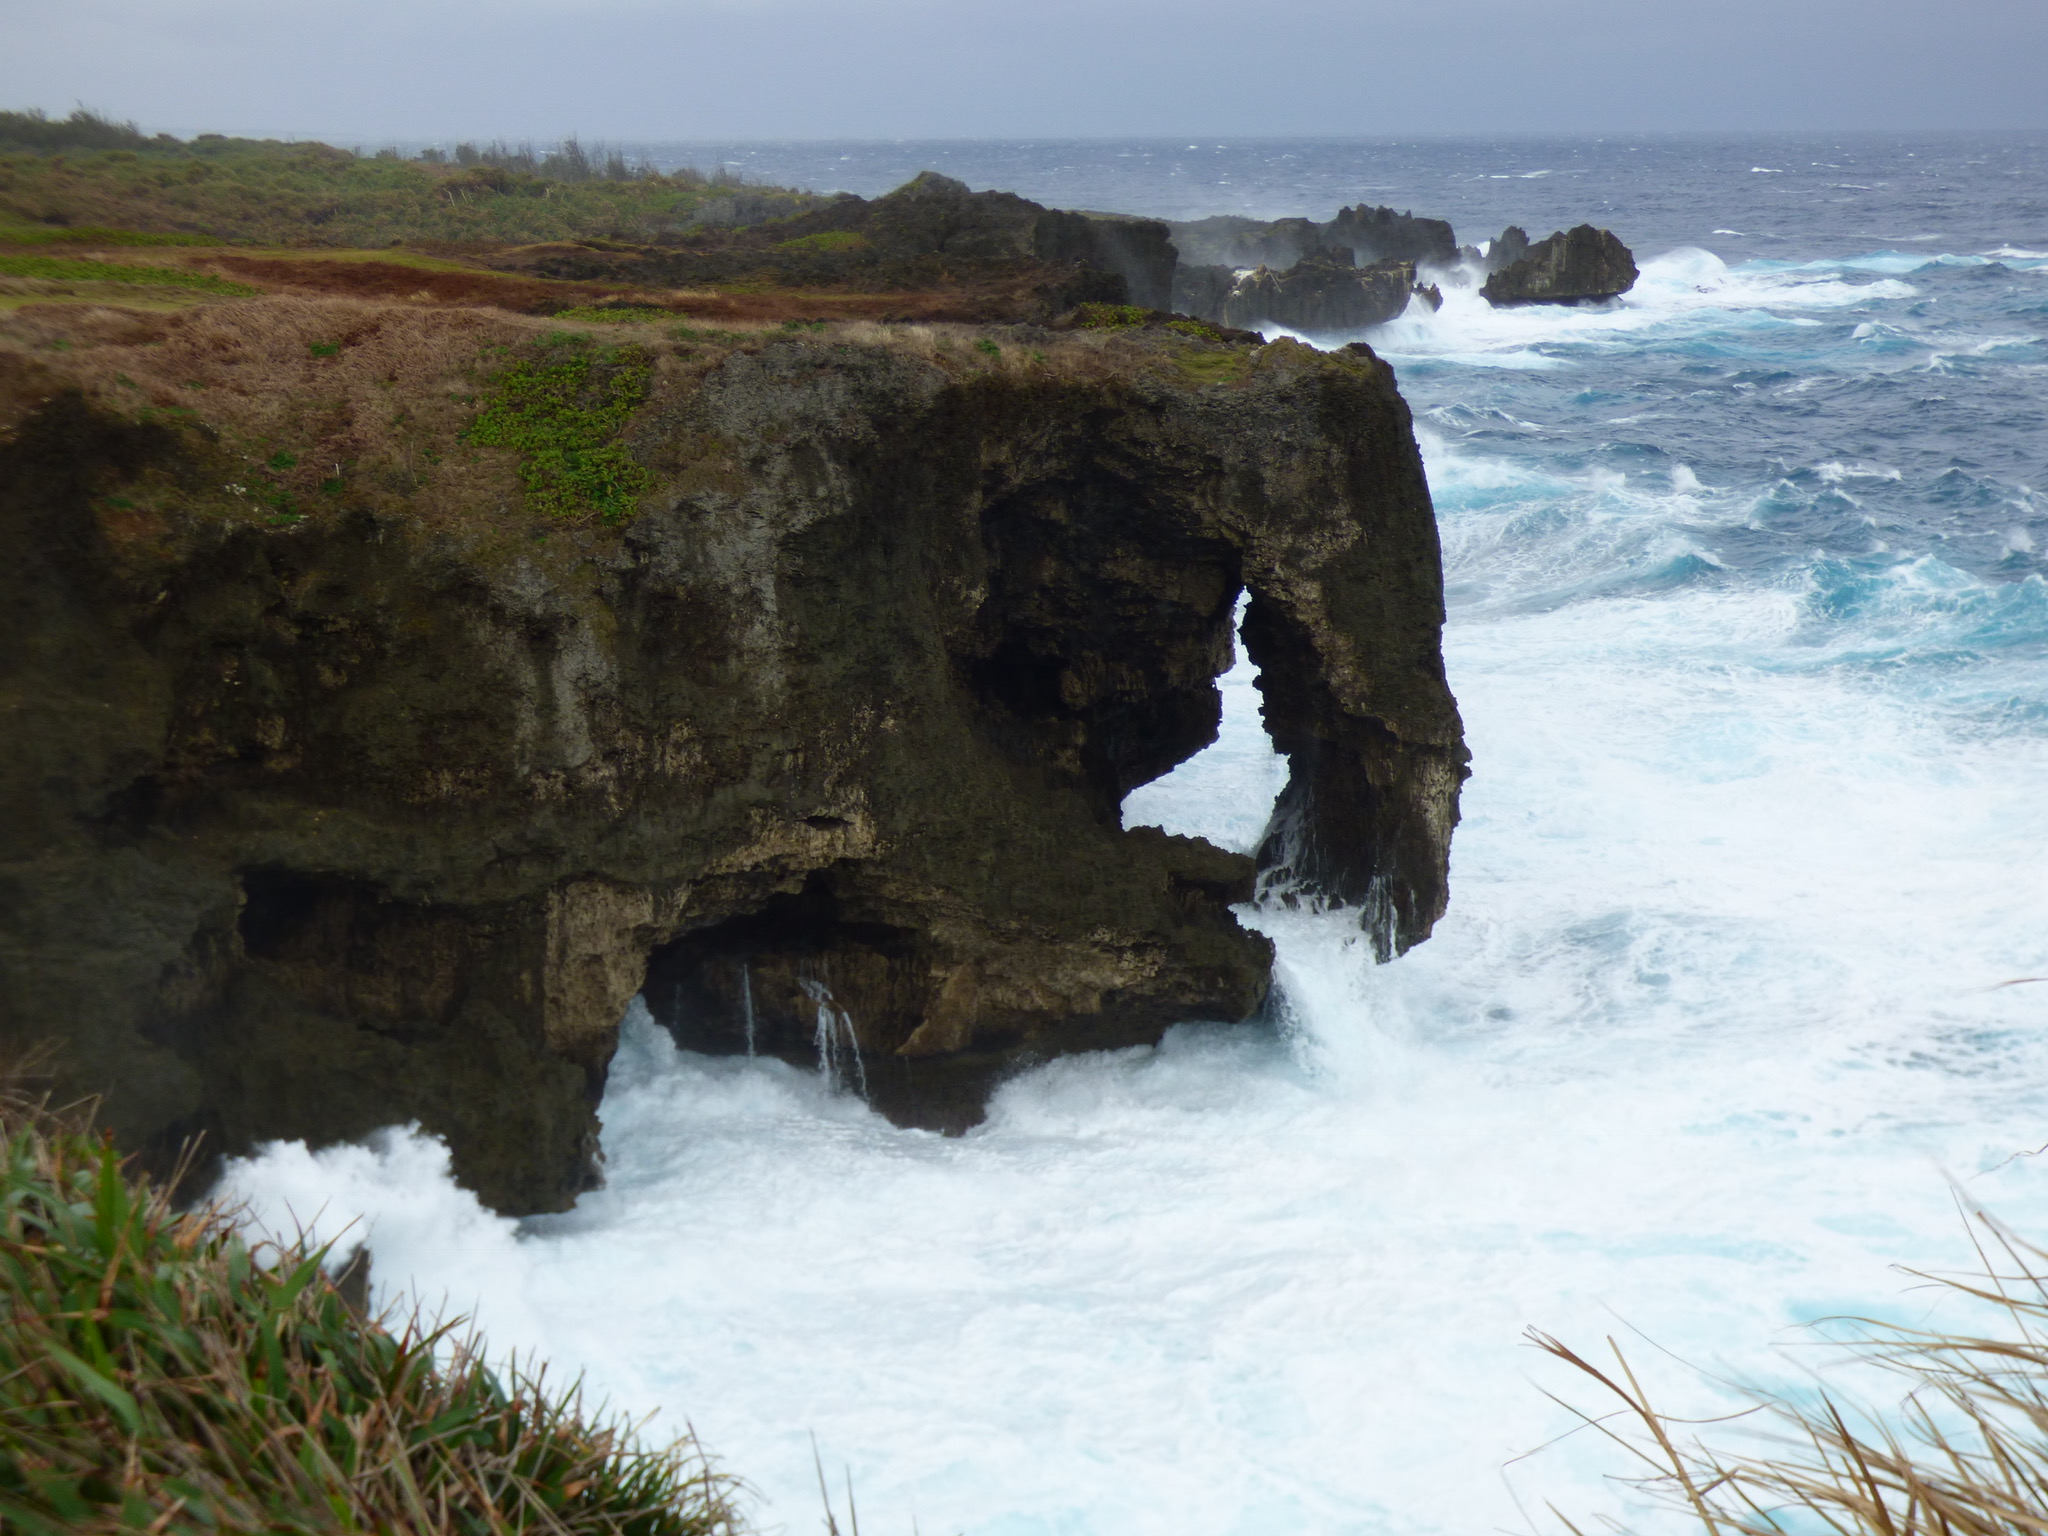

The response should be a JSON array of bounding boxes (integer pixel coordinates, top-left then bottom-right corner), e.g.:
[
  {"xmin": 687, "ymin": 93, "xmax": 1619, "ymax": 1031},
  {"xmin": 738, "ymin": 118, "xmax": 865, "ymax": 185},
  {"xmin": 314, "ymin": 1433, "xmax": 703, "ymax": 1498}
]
[
  {"xmin": 647, "ymin": 132, "xmax": 2048, "ymax": 256},
  {"xmin": 231, "ymin": 137, "xmax": 2048, "ymax": 1536}
]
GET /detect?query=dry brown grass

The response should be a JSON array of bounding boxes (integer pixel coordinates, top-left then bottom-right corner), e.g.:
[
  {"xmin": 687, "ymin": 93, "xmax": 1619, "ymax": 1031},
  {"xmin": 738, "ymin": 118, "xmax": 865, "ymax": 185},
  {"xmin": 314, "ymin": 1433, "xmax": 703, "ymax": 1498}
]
[
  {"xmin": 0, "ymin": 290, "xmax": 1275, "ymax": 548},
  {"xmin": 1535, "ymin": 1217, "xmax": 2048, "ymax": 1536}
]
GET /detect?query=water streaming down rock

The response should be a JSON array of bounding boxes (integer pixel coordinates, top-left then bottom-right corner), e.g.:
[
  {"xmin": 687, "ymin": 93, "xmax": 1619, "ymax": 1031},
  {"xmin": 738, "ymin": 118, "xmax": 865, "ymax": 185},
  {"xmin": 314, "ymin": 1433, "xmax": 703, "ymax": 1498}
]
[
  {"xmin": 798, "ymin": 972, "xmax": 869, "ymax": 1100},
  {"xmin": 739, "ymin": 965, "xmax": 757, "ymax": 1059}
]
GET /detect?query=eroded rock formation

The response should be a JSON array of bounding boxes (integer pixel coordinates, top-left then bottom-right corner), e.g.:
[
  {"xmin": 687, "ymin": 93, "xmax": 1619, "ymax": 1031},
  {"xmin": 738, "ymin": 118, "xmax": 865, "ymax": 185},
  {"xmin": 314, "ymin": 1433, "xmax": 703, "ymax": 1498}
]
[
  {"xmin": 1219, "ymin": 250, "xmax": 1426, "ymax": 334},
  {"xmin": 0, "ymin": 301, "xmax": 1465, "ymax": 1216},
  {"xmin": 1481, "ymin": 224, "xmax": 1639, "ymax": 306},
  {"xmin": 1168, "ymin": 205, "xmax": 1456, "ymax": 272}
]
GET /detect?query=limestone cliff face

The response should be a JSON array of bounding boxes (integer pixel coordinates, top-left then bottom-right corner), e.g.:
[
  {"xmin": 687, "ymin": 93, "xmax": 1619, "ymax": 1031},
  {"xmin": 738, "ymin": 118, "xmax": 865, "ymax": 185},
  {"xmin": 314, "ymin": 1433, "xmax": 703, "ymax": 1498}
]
[{"xmin": 0, "ymin": 307, "xmax": 1465, "ymax": 1214}]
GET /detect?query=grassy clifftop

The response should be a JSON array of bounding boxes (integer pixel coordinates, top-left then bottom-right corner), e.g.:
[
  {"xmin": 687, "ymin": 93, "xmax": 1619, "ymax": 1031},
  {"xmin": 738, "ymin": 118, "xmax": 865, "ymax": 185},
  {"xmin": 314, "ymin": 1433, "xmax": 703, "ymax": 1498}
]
[
  {"xmin": 0, "ymin": 108, "xmax": 821, "ymax": 249},
  {"xmin": 0, "ymin": 1092, "xmax": 741, "ymax": 1535}
]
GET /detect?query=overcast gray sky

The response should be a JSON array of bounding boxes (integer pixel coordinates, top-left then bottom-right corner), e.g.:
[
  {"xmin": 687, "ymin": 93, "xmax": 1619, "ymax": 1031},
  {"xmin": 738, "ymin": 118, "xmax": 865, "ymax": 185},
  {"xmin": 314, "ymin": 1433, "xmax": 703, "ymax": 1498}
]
[{"xmin": 4, "ymin": 0, "xmax": 2045, "ymax": 141}]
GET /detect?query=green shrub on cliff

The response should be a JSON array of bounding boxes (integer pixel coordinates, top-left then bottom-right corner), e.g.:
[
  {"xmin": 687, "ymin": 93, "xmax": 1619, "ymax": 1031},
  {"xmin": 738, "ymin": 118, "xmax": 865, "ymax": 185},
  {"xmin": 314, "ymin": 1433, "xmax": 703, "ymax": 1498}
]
[
  {"xmin": 0, "ymin": 113, "xmax": 820, "ymax": 249},
  {"xmin": 1073, "ymin": 302, "xmax": 1149, "ymax": 330},
  {"xmin": 468, "ymin": 338, "xmax": 654, "ymax": 523},
  {"xmin": 0, "ymin": 108, "xmax": 157, "ymax": 153},
  {"xmin": 550, "ymin": 305, "xmax": 674, "ymax": 325},
  {"xmin": 0, "ymin": 1102, "xmax": 742, "ymax": 1535}
]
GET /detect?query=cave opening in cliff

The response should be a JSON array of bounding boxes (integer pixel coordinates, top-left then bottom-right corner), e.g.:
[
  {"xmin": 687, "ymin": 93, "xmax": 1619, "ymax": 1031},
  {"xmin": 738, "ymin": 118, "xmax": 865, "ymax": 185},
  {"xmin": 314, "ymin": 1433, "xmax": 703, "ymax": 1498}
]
[
  {"xmin": 643, "ymin": 876, "xmax": 924, "ymax": 1068},
  {"xmin": 238, "ymin": 867, "xmax": 351, "ymax": 960}
]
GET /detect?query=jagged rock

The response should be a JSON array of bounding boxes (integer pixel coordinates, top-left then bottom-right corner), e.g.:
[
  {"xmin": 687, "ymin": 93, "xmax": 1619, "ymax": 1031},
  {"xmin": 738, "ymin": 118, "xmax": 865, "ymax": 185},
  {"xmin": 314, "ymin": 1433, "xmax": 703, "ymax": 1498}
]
[
  {"xmin": 1485, "ymin": 225, "xmax": 1531, "ymax": 273},
  {"xmin": 1481, "ymin": 224, "xmax": 1638, "ymax": 306},
  {"xmin": 1413, "ymin": 283, "xmax": 1443, "ymax": 312},
  {"xmin": 0, "ymin": 311, "xmax": 1466, "ymax": 1214},
  {"xmin": 856, "ymin": 173, "xmax": 1178, "ymax": 308},
  {"xmin": 1169, "ymin": 205, "xmax": 1455, "ymax": 272},
  {"xmin": 1324, "ymin": 204, "xmax": 1458, "ymax": 268},
  {"xmin": 1220, "ymin": 255, "xmax": 1418, "ymax": 333}
]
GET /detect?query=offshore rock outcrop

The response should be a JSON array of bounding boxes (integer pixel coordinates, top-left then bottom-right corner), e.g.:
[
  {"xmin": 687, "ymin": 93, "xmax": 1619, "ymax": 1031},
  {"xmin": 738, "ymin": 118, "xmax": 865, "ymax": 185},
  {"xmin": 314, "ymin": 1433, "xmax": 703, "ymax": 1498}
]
[
  {"xmin": 1219, "ymin": 250, "xmax": 1425, "ymax": 334},
  {"xmin": 1168, "ymin": 205, "xmax": 1457, "ymax": 272},
  {"xmin": 1481, "ymin": 224, "xmax": 1639, "ymax": 306},
  {"xmin": 0, "ymin": 303, "xmax": 1466, "ymax": 1215},
  {"xmin": 1166, "ymin": 208, "xmax": 1459, "ymax": 334}
]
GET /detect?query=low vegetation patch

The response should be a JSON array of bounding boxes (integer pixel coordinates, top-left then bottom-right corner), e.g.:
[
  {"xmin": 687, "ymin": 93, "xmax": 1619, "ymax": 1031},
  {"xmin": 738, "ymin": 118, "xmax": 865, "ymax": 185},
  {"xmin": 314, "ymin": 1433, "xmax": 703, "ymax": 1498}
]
[
  {"xmin": 1073, "ymin": 302, "xmax": 1150, "ymax": 330},
  {"xmin": 550, "ymin": 305, "xmax": 674, "ymax": 325},
  {"xmin": 0, "ymin": 255, "xmax": 256, "ymax": 295},
  {"xmin": 0, "ymin": 1096, "xmax": 743, "ymax": 1536},
  {"xmin": 0, "ymin": 226, "xmax": 211, "ymax": 247},
  {"xmin": 466, "ymin": 336, "xmax": 654, "ymax": 523},
  {"xmin": 772, "ymin": 231, "xmax": 869, "ymax": 255},
  {"xmin": 0, "ymin": 111, "xmax": 821, "ymax": 249},
  {"xmin": 1172, "ymin": 348, "xmax": 1251, "ymax": 386}
]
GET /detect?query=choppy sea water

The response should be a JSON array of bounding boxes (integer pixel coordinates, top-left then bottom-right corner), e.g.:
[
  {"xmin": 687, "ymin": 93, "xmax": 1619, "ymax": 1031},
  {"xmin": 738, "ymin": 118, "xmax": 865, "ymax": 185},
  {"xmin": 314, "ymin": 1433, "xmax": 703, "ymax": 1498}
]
[{"xmin": 227, "ymin": 137, "xmax": 2048, "ymax": 1536}]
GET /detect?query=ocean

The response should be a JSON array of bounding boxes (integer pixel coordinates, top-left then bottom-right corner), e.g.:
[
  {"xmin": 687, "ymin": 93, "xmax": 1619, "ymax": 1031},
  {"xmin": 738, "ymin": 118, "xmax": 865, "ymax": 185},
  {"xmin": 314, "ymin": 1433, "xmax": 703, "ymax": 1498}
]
[{"xmin": 226, "ymin": 134, "xmax": 2048, "ymax": 1536}]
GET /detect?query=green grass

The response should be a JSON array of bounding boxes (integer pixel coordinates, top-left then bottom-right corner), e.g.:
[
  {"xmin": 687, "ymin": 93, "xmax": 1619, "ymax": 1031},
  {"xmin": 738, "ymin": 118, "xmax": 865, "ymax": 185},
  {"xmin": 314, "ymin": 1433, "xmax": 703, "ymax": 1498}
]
[
  {"xmin": 772, "ymin": 231, "xmax": 869, "ymax": 254},
  {"xmin": 467, "ymin": 337, "xmax": 654, "ymax": 523},
  {"xmin": 0, "ymin": 117, "xmax": 821, "ymax": 249},
  {"xmin": 0, "ymin": 1103, "xmax": 743, "ymax": 1535},
  {"xmin": 550, "ymin": 306, "xmax": 674, "ymax": 325},
  {"xmin": 0, "ymin": 226, "xmax": 211, "ymax": 247},
  {"xmin": 1172, "ymin": 349, "xmax": 1250, "ymax": 386},
  {"xmin": 0, "ymin": 255, "xmax": 257, "ymax": 295},
  {"xmin": 1072, "ymin": 302, "xmax": 1150, "ymax": 330}
]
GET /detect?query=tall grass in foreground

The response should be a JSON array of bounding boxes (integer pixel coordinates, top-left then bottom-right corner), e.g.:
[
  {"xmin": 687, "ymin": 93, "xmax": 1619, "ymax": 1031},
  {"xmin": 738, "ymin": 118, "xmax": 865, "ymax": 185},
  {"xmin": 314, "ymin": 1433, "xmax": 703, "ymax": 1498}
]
[
  {"xmin": 0, "ymin": 1093, "xmax": 743, "ymax": 1535},
  {"xmin": 1539, "ymin": 1220, "xmax": 2048, "ymax": 1536}
]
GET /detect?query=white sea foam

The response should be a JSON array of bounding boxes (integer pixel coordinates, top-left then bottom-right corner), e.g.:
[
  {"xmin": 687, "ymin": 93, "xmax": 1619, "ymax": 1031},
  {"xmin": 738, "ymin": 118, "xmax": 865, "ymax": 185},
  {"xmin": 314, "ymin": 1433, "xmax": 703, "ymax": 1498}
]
[{"xmin": 1354, "ymin": 249, "xmax": 1921, "ymax": 376}]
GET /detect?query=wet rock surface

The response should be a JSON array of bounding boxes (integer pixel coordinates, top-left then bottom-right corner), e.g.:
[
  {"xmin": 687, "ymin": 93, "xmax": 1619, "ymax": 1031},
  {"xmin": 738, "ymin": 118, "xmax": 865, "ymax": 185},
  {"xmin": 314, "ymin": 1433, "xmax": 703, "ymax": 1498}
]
[
  {"xmin": 0, "ymin": 319, "xmax": 1466, "ymax": 1214},
  {"xmin": 1219, "ymin": 251, "xmax": 1425, "ymax": 333},
  {"xmin": 1481, "ymin": 223, "xmax": 1639, "ymax": 305}
]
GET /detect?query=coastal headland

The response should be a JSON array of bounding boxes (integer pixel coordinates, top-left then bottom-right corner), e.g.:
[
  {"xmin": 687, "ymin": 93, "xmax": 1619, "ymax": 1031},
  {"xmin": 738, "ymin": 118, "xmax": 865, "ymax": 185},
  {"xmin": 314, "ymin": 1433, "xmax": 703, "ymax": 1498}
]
[{"xmin": 0, "ymin": 120, "xmax": 1647, "ymax": 1213}]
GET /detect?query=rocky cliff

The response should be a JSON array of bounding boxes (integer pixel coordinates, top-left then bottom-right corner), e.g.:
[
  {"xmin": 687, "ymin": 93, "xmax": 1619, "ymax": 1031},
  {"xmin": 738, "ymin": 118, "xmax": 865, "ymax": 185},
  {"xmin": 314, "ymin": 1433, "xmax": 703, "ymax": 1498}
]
[{"xmin": 0, "ymin": 296, "xmax": 1465, "ymax": 1215}]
